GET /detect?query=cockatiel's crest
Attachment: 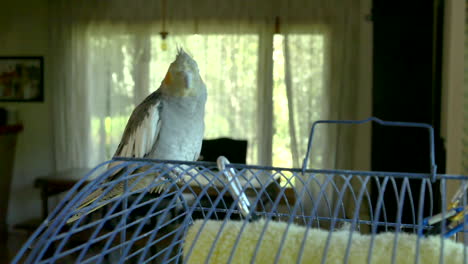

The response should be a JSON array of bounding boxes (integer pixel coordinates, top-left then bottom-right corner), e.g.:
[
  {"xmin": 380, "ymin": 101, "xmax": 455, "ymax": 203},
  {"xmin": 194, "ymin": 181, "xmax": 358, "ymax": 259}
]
[{"xmin": 162, "ymin": 48, "xmax": 204, "ymax": 97}]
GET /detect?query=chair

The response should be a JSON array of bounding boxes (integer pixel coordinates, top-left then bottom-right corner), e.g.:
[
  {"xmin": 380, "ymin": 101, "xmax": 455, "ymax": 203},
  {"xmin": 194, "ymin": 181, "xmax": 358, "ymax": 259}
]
[
  {"xmin": 192, "ymin": 138, "xmax": 248, "ymax": 220},
  {"xmin": 198, "ymin": 137, "xmax": 248, "ymax": 164}
]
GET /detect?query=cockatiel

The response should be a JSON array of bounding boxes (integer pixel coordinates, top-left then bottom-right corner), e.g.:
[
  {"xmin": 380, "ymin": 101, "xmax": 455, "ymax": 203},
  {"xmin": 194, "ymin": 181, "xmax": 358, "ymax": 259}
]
[{"xmin": 66, "ymin": 48, "xmax": 207, "ymax": 223}]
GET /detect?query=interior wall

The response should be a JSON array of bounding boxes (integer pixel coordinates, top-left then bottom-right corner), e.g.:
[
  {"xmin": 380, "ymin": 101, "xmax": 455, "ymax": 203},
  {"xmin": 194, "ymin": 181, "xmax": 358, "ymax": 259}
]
[
  {"xmin": 353, "ymin": 0, "xmax": 373, "ymax": 171},
  {"xmin": 440, "ymin": 0, "xmax": 466, "ymax": 243},
  {"xmin": 441, "ymin": 0, "xmax": 465, "ymax": 175},
  {"xmin": 0, "ymin": 0, "xmax": 54, "ymax": 228}
]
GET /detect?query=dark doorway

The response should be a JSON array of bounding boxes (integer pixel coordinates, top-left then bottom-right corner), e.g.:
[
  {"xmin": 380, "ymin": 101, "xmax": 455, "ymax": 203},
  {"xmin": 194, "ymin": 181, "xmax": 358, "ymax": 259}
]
[{"xmin": 371, "ymin": 0, "xmax": 446, "ymax": 231}]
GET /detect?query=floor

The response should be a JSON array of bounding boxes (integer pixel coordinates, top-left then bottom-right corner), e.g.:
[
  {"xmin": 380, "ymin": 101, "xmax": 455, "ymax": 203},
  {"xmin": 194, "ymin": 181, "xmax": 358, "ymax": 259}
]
[{"xmin": 0, "ymin": 231, "xmax": 29, "ymax": 264}]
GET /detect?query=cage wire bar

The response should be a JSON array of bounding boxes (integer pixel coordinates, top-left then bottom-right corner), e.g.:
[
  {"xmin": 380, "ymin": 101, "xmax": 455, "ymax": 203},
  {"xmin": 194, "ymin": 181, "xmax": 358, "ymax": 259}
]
[{"xmin": 12, "ymin": 117, "xmax": 468, "ymax": 264}]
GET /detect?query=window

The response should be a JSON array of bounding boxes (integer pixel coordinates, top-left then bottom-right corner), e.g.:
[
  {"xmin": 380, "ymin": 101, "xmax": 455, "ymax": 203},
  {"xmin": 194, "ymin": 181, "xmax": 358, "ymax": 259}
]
[
  {"xmin": 272, "ymin": 34, "xmax": 325, "ymax": 169},
  {"xmin": 86, "ymin": 31, "xmax": 326, "ymax": 173}
]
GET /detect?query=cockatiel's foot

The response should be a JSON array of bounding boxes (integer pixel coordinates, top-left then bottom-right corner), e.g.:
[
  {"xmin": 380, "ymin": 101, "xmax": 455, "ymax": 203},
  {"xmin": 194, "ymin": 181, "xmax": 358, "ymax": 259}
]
[
  {"xmin": 168, "ymin": 164, "xmax": 201, "ymax": 182},
  {"xmin": 149, "ymin": 164, "xmax": 201, "ymax": 193}
]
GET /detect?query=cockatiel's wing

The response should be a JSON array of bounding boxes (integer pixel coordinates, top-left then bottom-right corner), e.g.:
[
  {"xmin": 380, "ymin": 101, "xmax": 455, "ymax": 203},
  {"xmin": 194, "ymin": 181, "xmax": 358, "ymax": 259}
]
[
  {"xmin": 66, "ymin": 92, "xmax": 163, "ymax": 223},
  {"xmin": 108, "ymin": 90, "xmax": 163, "ymax": 170}
]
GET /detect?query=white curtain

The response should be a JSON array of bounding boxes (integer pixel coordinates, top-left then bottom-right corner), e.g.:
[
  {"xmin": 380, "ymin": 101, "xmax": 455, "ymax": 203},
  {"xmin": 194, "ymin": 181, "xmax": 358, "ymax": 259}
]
[{"xmin": 49, "ymin": 0, "xmax": 370, "ymax": 220}]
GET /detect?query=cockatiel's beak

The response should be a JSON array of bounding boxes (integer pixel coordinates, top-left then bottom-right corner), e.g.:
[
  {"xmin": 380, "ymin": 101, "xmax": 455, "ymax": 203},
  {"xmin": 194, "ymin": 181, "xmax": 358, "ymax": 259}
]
[
  {"xmin": 172, "ymin": 71, "xmax": 192, "ymax": 89},
  {"xmin": 163, "ymin": 71, "xmax": 196, "ymax": 96},
  {"xmin": 183, "ymin": 72, "xmax": 192, "ymax": 89},
  {"xmin": 163, "ymin": 71, "xmax": 194, "ymax": 95}
]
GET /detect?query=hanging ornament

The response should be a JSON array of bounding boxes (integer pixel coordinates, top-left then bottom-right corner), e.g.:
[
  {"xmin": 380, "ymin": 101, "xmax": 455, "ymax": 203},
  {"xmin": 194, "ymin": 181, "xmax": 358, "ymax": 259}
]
[
  {"xmin": 160, "ymin": 0, "xmax": 168, "ymax": 51},
  {"xmin": 160, "ymin": 31, "xmax": 168, "ymax": 51}
]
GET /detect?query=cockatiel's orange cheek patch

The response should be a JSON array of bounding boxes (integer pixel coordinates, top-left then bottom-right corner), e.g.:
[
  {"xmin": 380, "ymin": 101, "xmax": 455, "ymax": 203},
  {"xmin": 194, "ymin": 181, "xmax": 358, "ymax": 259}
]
[{"xmin": 163, "ymin": 72, "xmax": 172, "ymax": 85}]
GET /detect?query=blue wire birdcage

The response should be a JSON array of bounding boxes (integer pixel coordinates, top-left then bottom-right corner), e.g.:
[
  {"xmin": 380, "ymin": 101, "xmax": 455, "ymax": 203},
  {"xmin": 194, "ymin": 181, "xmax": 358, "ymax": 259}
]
[{"xmin": 12, "ymin": 117, "xmax": 468, "ymax": 264}]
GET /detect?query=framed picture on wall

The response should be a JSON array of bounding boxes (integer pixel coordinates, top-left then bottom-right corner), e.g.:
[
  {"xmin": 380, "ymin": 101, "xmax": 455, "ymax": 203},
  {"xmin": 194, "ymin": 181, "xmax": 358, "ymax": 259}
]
[{"xmin": 0, "ymin": 56, "xmax": 44, "ymax": 102}]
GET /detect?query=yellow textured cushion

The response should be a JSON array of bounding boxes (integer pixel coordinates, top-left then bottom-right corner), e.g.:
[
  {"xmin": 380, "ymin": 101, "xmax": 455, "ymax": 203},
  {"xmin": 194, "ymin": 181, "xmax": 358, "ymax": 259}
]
[{"xmin": 183, "ymin": 219, "xmax": 467, "ymax": 264}]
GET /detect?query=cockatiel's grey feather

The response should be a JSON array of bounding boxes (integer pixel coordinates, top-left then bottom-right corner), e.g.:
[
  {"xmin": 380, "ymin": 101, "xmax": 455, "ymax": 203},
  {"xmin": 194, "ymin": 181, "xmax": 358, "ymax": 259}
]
[{"xmin": 67, "ymin": 49, "xmax": 207, "ymax": 224}]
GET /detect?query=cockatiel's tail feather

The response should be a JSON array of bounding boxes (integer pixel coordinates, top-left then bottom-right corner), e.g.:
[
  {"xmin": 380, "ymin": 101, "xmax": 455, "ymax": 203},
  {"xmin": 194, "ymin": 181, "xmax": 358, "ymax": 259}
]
[{"xmin": 66, "ymin": 168, "xmax": 172, "ymax": 224}]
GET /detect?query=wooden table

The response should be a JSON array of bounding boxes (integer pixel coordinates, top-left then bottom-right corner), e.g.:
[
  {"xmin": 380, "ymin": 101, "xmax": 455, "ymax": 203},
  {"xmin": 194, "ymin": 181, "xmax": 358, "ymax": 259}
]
[
  {"xmin": 33, "ymin": 168, "xmax": 91, "ymax": 219},
  {"xmin": 13, "ymin": 168, "xmax": 91, "ymax": 233}
]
